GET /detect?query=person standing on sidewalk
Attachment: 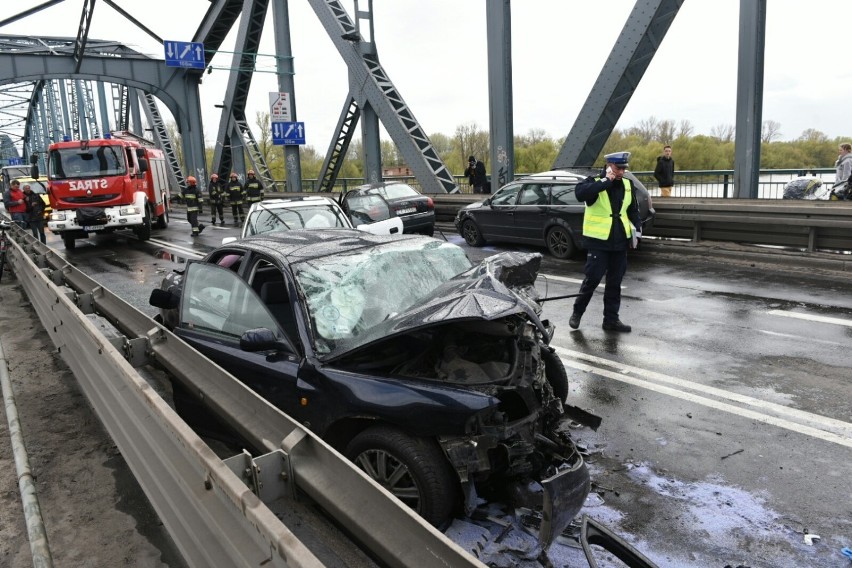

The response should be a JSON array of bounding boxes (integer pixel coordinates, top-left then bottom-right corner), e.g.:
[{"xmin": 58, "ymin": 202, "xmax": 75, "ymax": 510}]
[
  {"xmin": 182, "ymin": 176, "xmax": 205, "ymax": 237},
  {"xmin": 22, "ymin": 184, "xmax": 46, "ymax": 243},
  {"xmin": 835, "ymin": 143, "xmax": 852, "ymax": 187},
  {"xmin": 208, "ymin": 173, "xmax": 226, "ymax": 225},
  {"xmin": 569, "ymin": 151, "xmax": 642, "ymax": 333},
  {"xmin": 464, "ymin": 156, "xmax": 488, "ymax": 194},
  {"xmin": 227, "ymin": 172, "xmax": 245, "ymax": 226},
  {"xmin": 244, "ymin": 170, "xmax": 264, "ymax": 205},
  {"xmin": 653, "ymin": 144, "xmax": 675, "ymax": 197}
]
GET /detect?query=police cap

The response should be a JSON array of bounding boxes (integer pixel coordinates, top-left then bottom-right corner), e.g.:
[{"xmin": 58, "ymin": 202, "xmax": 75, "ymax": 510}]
[{"xmin": 604, "ymin": 151, "xmax": 630, "ymax": 168}]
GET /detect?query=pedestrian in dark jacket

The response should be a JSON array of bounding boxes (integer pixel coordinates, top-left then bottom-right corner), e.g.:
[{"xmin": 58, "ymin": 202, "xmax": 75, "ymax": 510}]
[
  {"xmin": 653, "ymin": 145, "xmax": 675, "ymax": 197},
  {"xmin": 227, "ymin": 172, "xmax": 245, "ymax": 225},
  {"xmin": 22, "ymin": 183, "xmax": 46, "ymax": 243},
  {"xmin": 182, "ymin": 176, "xmax": 205, "ymax": 237},
  {"xmin": 568, "ymin": 151, "xmax": 642, "ymax": 333},
  {"xmin": 464, "ymin": 156, "xmax": 488, "ymax": 194},
  {"xmin": 208, "ymin": 173, "xmax": 226, "ymax": 225}
]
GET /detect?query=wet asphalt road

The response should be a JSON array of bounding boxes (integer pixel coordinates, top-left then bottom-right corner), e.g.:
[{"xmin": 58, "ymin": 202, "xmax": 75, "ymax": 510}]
[{"xmin": 38, "ymin": 217, "xmax": 852, "ymax": 568}]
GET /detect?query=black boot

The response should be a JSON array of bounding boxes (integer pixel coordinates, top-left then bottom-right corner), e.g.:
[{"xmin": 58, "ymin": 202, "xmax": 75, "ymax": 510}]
[
  {"xmin": 198, "ymin": 223, "xmax": 205, "ymax": 234},
  {"xmin": 602, "ymin": 320, "xmax": 631, "ymax": 332},
  {"xmin": 569, "ymin": 312, "xmax": 582, "ymax": 329}
]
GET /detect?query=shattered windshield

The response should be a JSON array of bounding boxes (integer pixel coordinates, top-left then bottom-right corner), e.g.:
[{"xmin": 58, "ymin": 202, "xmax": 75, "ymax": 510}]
[{"xmin": 294, "ymin": 239, "xmax": 472, "ymax": 356}]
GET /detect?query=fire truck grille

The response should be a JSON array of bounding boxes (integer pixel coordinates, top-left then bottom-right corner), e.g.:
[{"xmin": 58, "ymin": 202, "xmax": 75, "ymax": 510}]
[{"xmin": 64, "ymin": 194, "xmax": 121, "ymax": 204}]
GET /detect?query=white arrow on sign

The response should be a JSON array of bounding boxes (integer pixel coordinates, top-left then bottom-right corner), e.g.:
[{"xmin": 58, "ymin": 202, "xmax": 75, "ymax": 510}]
[
  {"xmin": 166, "ymin": 43, "xmax": 174, "ymax": 57},
  {"xmin": 194, "ymin": 45, "xmax": 203, "ymax": 60},
  {"xmin": 273, "ymin": 123, "xmax": 282, "ymax": 137},
  {"xmin": 180, "ymin": 44, "xmax": 191, "ymax": 59},
  {"xmin": 297, "ymin": 124, "xmax": 304, "ymax": 138},
  {"xmin": 285, "ymin": 124, "xmax": 295, "ymax": 137}
]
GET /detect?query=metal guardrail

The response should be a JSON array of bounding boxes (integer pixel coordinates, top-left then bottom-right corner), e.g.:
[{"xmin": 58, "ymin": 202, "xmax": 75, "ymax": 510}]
[{"xmin": 3, "ymin": 223, "xmax": 484, "ymax": 568}]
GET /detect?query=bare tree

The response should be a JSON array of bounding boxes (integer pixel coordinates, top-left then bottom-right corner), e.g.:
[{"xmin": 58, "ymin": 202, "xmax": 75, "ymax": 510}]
[
  {"xmin": 798, "ymin": 128, "xmax": 828, "ymax": 143},
  {"xmin": 761, "ymin": 120, "xmax": 782, "ymax": 143},
  {"xmin": 626, "ymin": 116, "xmax": 659, "ymax": 143},
  {"xmin": 710, "ymin": 123, "xmax": 735, "ymax": 143},
  {"xmin": 677, "ymin": 119, "xmax": 694, "ymax": 139},
  {"xmin": 657, "ymin": 119, "xmax": 676, "ymax": 143},
  {"xmin": 454, "ymin": 122, "xmax": 489, "ymax": 166}
]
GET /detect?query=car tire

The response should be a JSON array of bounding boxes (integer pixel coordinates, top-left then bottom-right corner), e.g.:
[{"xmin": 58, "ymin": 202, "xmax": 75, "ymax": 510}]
[
  {"xmin": 62, "ymin": 235, "xmax": 76, "ymax": 250},
  {"xmin": 546, "ymin": 226, "xmax": 575, "ymax": 259},
  {"xmin": 156, "ymin": 205, "xmax": 169, "ymax": 230},
  {"xmin": 345, "ymin": 425, "xmax": 457, "ymax": 529},
  {"xmin": 462, "ymin": 219, "xmax": 485, "ymax": 247},
  {"xmin": 542, "ymin": 348, "xmax": 569, "ymax": 403},
  {"xmin": 135, "ymin": 204, "xmax": 152, "ymax": 241}
]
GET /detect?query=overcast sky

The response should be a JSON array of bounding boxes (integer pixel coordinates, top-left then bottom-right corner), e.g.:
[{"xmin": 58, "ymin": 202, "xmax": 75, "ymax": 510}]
[{"xmin": 6, "ymin": 1, "xmax": 852, "ymax": 150}]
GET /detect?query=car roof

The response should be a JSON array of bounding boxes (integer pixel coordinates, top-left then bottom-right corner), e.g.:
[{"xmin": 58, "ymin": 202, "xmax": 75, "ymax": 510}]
[
  {"xmin": 519, "ymin": 170, "xmax": 586, "ymax": 181},
  {"xmin": 249, "ymin": 196, "xmax": 336, "ymax": 209},
  {"xmin": 220, "ymin": 228, "xmax": 432, "ymax": 264},
  {"xmin": 352, "ymin": 181, "xmax": 418, "ymax": 192}
]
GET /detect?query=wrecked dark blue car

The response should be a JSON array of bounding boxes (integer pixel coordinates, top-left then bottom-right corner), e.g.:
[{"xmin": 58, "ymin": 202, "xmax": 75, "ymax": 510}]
[{"xmin": 150, "ymin": 229, "xmax": 596, "ymax": 546}]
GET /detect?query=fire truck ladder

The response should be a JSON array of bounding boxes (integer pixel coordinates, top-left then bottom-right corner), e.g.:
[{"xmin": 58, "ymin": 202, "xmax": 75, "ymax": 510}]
[
  {"xmin": 307, "ymin": 0, "xmax": 457, "ymax": 193},
  {"xmin": 317, "ymin": 96, "xmax": 360, "ymax": 192},
  {"xmin": 233, "ymin": 117, "xmax": 275, "ymax": 192},
  {"xmin": 142, "ymin": 92, "xmax": 186, "ymax": 193}
]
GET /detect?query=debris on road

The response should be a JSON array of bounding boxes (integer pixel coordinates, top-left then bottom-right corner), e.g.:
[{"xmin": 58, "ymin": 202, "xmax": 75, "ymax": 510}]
[{"xmin": 721, "ymin": 449, "xmax": 745, "ymax": 460}]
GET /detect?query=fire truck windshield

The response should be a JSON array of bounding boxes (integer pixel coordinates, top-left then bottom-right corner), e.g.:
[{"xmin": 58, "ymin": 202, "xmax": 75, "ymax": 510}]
[{"xmin": 49, "ymin": 146, "xmax": 126, "ymax": 180}]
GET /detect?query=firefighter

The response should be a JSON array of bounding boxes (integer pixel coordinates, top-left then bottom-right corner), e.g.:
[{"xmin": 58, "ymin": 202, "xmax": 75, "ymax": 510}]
[
  {"xmin": 208, "ymin": 173, "xmax": 226, "ymax": 225},
  {"xmin": 227, "ymin": 172, "xmax": 245, "ymax": 226},
  {"xmin": 182, "ymin": 176, "xmax": 205, "ymax": 237},
  {"xmin": 244, "ymin": 169, "xmax": 264, "ymax": 205}
]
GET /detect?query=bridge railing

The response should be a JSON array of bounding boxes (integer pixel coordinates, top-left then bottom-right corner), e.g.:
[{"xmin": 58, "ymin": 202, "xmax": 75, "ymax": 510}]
[{"xmin": 281, "ymin": 168, "xmax": 839, "ymax": 198}]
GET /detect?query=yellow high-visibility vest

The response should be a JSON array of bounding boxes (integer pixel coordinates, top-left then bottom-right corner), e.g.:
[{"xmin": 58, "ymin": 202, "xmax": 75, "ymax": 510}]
[{"xmin": 582, "ymin": 177, "xmax": 633, "ymax": 240}]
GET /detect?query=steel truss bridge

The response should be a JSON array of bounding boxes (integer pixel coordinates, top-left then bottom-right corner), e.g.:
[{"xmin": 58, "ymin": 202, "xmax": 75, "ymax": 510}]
[{"xmin": 0, "ymin": 0, "xmax": 776, "ymax": 197}]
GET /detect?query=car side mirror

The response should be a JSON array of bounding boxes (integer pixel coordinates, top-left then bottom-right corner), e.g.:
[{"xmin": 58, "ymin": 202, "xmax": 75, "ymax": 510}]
[
  {"xmin": 149, "ymin": 288, "xmax": 180, "ymax": 309},
  {"xmin": 240, "ymin": 328, "xmax": 292, "ymax": 353},
  {"xmin": 221, "ymin": 236, "xmax": 237, "ymax": 245}
]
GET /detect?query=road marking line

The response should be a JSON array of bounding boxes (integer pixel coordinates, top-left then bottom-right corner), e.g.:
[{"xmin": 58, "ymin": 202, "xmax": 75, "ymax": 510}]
[
  {"xmin": 767, "ymin": 309, "xmax": 852, "ymax": 328},
  {"xmin": 553, "ymin": 346, "xmax": 852, "ymax": 438},
  {"xmin": 147, "ymin": 238, "xmax": 203, "ymax": 259},
  {"xmin": 555, "ymin": 355, "xmax": 852, "ymax": 449},
  {"xmin": 540, "ymin": 274, "xmax": 583, "ymax": 285}
]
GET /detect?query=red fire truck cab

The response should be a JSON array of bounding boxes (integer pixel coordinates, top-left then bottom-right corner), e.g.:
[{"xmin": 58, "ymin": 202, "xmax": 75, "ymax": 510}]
[{"xmin": 46, "ymin": 132, "xmax": 171, "ymax": 249}]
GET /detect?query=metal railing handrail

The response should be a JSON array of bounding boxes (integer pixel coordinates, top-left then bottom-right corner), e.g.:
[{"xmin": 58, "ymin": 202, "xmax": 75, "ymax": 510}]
[{"xmin": 4, "ymin": 223, "xmax": 485, "ymax": 568}]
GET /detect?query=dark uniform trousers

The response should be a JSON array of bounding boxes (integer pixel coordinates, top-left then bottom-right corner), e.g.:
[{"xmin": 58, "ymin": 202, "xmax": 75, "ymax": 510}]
[{"xmin": 573, "ymin": 248, "xmax": 628, "ymax": 323}]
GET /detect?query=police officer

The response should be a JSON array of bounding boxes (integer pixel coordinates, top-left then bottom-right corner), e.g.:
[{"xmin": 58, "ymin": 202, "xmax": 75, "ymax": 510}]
[
  {"xmin": 182, "ymin": 176, "xmax": 205, "ymax": 237},
  {"xmin": 569, "ymin": 151, "xmax": 642, "ymax": 333},
  {"xmin": 208, "ymin": 173, "xmax": 226, "ymax": 225},
  {"xmin": 244, "ymin": 169, "xmax": 264, "ymax": 205},
  {"xmin": 227, "ymin": 172, "xmax": 245, "ymax": 226}
]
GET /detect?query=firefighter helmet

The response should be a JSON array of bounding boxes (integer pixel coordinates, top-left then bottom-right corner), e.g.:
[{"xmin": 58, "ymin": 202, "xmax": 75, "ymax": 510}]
[{"xmin": 186, "ymin": 176, "xmax": 197, "ymax": 184}]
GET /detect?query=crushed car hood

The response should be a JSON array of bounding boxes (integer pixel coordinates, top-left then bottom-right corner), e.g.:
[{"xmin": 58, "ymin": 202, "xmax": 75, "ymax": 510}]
[{"xmin": 321, "ymin": 252, "xmax": 547, "ymax": 363}]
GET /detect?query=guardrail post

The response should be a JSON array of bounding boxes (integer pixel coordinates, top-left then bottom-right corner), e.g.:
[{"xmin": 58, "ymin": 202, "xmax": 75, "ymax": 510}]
[
  {"xmin": 808, "ymin": 227, "xmax": 816, "ymax": 252},
  {"xmin": 723, "ymin": 174, "xmax": 730, "ymax": 198},
  {"xmin": 693, "ymin": 221, "xmax": 702, "ymax": 242}
]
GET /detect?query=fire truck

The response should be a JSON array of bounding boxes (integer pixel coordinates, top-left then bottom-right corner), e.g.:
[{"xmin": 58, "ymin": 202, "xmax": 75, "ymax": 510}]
[{"xmin": 46, "ymin": 132, "xmax": 172, "ymax": 249}]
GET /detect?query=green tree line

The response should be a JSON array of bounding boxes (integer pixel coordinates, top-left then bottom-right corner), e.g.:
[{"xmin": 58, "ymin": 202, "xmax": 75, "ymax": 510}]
[{"xmin": 185, "ymin": 113, "xmax": 849, "ymax": 181}]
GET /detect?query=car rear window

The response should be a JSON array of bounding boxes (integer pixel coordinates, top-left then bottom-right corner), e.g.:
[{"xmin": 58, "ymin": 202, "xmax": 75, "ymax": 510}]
[{"xmin": 370, "ymin": 184, "xmax": 418, "ymax": 199}]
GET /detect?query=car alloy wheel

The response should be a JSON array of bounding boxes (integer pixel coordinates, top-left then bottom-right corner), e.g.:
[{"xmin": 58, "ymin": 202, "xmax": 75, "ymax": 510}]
[
  {"xmin": 546, "ymin": 226, "xmax": 574, "ymax": 259},
  {"xmin": 462, "ymin": 219, "xmax": 485, "ymax": 247},
  {"xmin": 345, "ymin": 426, "xmax": 457, "ymax": 528}
]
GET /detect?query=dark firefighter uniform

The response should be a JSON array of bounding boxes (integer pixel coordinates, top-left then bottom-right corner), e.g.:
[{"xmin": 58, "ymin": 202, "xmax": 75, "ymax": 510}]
[
  {"xmin": 183, "ymin": 176, "xmax": 205, "ymax": 237},
  {"xmin": 244, "ymin": 170, "xmax": 264, "ymax": 204},
  {"xmin": 208, "ymin": 173, "xmax": 226, "ymax": 225},
  {"xmin": 569, "ymin": 151, "xmax": 642, "ymax": 332},
  {"xmin": 227, "ymin": 173, "xmax": 245, "ymax": 225}
]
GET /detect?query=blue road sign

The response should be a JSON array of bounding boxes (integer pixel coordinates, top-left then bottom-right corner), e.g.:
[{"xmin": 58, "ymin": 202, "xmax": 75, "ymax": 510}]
[
  {"xmin": 164, "ymin": 41, "xmax": 205, "ymax": 70},
  {"xmin": 272, "ymin": 122, "xmax": 306, "ymax": 145}
]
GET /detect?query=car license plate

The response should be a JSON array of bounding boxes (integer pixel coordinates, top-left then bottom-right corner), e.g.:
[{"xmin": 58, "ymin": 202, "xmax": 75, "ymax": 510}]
[
  {"xmin": 396, "ymin": 207, "xmax": 417, "ymax": 215},
  {"xmin": 82, "ymin": 225, "xmax": 103, "ymax": 231}
]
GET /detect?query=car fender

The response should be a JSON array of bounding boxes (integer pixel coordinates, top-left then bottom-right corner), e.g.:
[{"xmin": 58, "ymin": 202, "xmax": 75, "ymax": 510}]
[
  {"xmin": 541, "ymin": 217, "xmax": 579, "ymax": 242},
  {"xmin": 310, "ymin": 366, "xmax": 499, "ymax": 438}
]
